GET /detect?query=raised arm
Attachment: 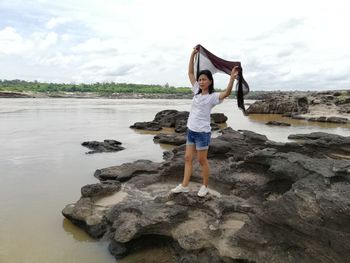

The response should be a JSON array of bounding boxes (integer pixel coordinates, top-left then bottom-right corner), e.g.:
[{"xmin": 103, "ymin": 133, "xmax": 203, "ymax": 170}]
[
  {"xmin": 188, "ymin": 48, "xmax": 198, "ymax": 86},
  {"xmin": 219, "ymin": 66, "xmax": 240, "ymax": 100}
]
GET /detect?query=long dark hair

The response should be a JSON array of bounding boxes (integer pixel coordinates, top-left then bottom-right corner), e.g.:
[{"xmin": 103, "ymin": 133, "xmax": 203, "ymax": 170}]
[{"xmin": 196, "ymin": 70, "xmax": 214, "ymax": 94}]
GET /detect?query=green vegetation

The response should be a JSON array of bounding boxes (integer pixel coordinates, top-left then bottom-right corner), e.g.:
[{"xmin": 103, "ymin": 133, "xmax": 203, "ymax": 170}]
[
  {"xmin": 1, "ymin": 79, "xmax": 279, "ymax": 98},
  {"xmin": 0, "ymin": 79, "xmax": 193, "ymax": 95}
]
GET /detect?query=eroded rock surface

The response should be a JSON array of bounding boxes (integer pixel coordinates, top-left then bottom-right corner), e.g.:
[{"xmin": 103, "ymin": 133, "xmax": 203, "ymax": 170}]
[
  {"xmin": 130, "ymin": 109, "xmax": 227, "ymax": 132},
  {"xmin": 63, "ymin": 128, "xmax": 350, "ymax": 263},
  {"xmin": 247, "ymin": 90, "xmax": 350, "ymax": 124}
]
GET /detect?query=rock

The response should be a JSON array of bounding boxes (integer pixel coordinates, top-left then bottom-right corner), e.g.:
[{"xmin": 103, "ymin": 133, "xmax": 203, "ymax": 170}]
[
  {"xmin": 62, "ymin": 198, "xmax": 108, "ymax": 238},
  {"xmin": 238, "ymin": 130, "xmax": 268, "ymax": 143},
  {"xmin": 81, "ymin": 140, "xmax": 125, "ymax": 154},
  {"xmin": 290, "ymin": 114, "xmax": 306, "ymax": 120},
  {"xmin": 153, "ymin": 133, "xmax": 186, "ymax": 146},
  {"xmin": 211, "ymin": 113, "xmax": 228, "ymax": 123},
  {"xmin": 287, "ymin": 132, "xmax": 350, "ymax": 159},
  {"xmin": 326, "ymin": 116, "xmax": 348, "ymax": 123},
  {"xmin": 265, "ymin": 121, "xmax": 291, "ymax": 126},
  {"xmin": 207, "ymin": 138, "xmax": 232, "ymax": 157},
  {"xmin": 94, "ymin": 160, "xmax": 160, "ymax": 181},
  {"xmin": 308, "ymin": 116, "xmax": 328, "ymax": 122},
  {"xmin": 130, "ymin": 109, "xmax": 228, "ymax": 133},
  {"xmin": 81, "ymin": 182, "xmax": 121, "ymax": 198},
  {"xmin": 129, "ymin": 121, "xmax": 162, "ymax": 131},
  {"xmin": 154, "ymin": 110, "xmax": 179, "ymax": 127},
  {"xmin": 63, "ymin": 130, "xmax": 350, "ymax": 263},
  {"xmin": 246, "ymin": 90, "xmax": 350, "ymax": 124},
  {"xmin": 246, "ymin": 95, "xmax": 303, "ymax": 114}
]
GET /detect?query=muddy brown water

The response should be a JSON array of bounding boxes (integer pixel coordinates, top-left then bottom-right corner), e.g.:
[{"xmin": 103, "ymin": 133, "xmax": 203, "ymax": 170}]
[{"xmin": 0, "ymin": 98, "xmax": 348, "ymax": 263}]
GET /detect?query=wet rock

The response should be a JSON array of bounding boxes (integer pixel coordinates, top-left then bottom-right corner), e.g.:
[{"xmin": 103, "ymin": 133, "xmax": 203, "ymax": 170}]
[
  {"xmin": 153, "ymin": 133, "xmax": 186, "ymax": 146},
  {"xmin": 265, "ymin": 121, "xmax": 291, "ymax": 126},
  {"xmin": 81, "ymin": 140, "xmax": 125, "ymax": 154},
  {"xmin": 246, "ymin": 95, "xmax": 302, "ymax": 114},
  {"xmin": 63, "ymin": 130, "xmax": 350, "ymax": 263},
  {"xmin": 94, "ymin": 159, "xmax": 160, "ymax": 181},
  {"xmin": 287, "ymin": 132, "xmax": 350, "ymax": 159},
  {"xmin": 211, "ymin": 113, "xmax": 228, "ymax": 123},
  {"xmin": 81, "ymin": 182, "xmax": 121, "ymax": 198},
  {"xmin": 246, "ymin": 90, "xmax": 350, "ymax": 124},
  {"xmin": 62, "ymin": 197, "xmax": 108, "ymax": 238},
  {"xmin": 326, "ymin": 116, "xmax": 348, "ymax": 123},
  {"xmin": 129, "ymin": 121, "xmax": 162, "ymax": 131},
  {"xmin": 130, "ymin": 109, "xmax": 227, "ymax": 133},
  {"xmin": 207, "ymin": 138, "xmax": 232, "ymax": 157}
]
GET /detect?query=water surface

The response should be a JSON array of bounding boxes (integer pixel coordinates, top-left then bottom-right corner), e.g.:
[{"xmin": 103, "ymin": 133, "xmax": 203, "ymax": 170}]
[{"xmin": 0, "ymin": 98, "xmax": 348, "ymax": 263}]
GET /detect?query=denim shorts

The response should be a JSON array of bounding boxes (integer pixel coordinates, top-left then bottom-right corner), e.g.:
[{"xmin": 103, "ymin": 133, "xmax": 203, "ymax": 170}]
[{"xmin": 186, "ymin": 129, "xmax": 211, "ymax": 150}]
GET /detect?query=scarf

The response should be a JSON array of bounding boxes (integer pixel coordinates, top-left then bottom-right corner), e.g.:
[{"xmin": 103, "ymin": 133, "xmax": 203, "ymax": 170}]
[{"xmin": 194, "ymin": 44, "xmax": 249, "ymax": 114}]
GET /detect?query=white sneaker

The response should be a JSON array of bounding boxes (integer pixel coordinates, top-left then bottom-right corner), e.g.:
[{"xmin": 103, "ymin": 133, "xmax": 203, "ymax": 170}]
[
  {"xmin": 171, "ymin": 184, "xmax": 189, "ymax": 193},
  {"xmin": 197, "ymin": 185, "xmax": 209, "ymax": 197}
]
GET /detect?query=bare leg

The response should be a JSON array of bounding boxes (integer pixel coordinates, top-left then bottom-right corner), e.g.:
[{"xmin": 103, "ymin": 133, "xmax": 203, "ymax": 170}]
[
  {"xmin": 182, "ymin": 145, "xmax": 196, "ymax": 187},
  {"xmin": 197, "ymin": 149, "xmax": 209, "ymax": 186}
]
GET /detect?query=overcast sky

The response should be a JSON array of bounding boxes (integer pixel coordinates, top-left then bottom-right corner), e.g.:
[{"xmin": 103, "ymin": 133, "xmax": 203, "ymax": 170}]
[{"xmin": 1, "ymin": 0, "xmax": 350, "ymax": 90}]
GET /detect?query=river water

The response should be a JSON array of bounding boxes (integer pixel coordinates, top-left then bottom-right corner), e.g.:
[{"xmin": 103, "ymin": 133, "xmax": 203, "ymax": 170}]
[{"xmin": 0, "ymin": 98, "xmax": 349, "ymax": 263}]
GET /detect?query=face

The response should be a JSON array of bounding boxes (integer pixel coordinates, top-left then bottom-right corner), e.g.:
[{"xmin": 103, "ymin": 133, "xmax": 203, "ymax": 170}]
[{"xmin": 198, "ymin": 74, "xmax": 212, "ymax": 91}]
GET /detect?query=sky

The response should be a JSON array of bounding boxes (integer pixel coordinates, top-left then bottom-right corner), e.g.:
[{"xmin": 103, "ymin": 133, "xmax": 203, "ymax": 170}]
[{"xmin": 0, "ymin": 0, "xmax": 350, "ymax": 91}]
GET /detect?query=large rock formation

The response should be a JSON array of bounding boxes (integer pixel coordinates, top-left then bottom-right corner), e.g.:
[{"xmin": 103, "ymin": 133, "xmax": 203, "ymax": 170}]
[
  {"xmin": 130, "ymin": 109, "xmax": 227, "ymax": 132},
  {"xmin": 63, "ymin": 128, "xmax": 350, "ymax": 263},
  {"xmin": 246, "ymin": 90, "xmax": 350, "ymax": 124}
]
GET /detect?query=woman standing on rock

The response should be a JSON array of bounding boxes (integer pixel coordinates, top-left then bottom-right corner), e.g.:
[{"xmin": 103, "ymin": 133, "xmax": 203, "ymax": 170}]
[{"xmin": 171, "ymin": 47, "xmax": 239, "ymax": 197}]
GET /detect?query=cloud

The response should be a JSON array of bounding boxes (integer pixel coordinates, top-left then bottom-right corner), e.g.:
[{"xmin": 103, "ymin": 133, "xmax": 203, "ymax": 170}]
[
  {"xmin": 250, "ymin": 19, "xmax": 303, "ymax": 41},
  {"xmin": 0, "ymin": 0, "xmax": 350, "ymax": 90},
  {"xmin": 72, "ymin": 38, "xmax": 119, "ymax": 55},
  {"xmin": 0, "ymin": 27, "xmax": 32, "ymax": 55},
  {"xmin": 46, "ymin": 17, "xmax": 73, "ymax": 29},
  {"xmin": 39, "ymin": 32, "xmax": 58, "ymax": 49},
  {"xmin": 36, "ymin": 52, "xmax": 78, "ymax": 66},
  {"xmin": 100, "ymin": 65, "xmax": 136, "ymax": 77}
]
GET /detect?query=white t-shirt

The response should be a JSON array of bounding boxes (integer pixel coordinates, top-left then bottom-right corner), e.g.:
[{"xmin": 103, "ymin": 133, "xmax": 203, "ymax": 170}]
[{"xmin": 187, "ymin": 82, "xmax": 222, "ymax": 132}]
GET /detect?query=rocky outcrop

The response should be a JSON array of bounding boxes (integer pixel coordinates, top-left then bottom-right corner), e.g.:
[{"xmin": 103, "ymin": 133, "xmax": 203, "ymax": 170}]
[
  {"xmin": 247, "ymin": 90, "xmax": 350, "ymax": 124},
  {"xmin": 246, "ymin": 95, "xmax": 308, "ymax": 114},
  {"xmin": 63, "ymin": 128, "xmax": 350, "ymax": 263},
  {"xmin": 130, "ymin": 109, "xmax": 227, "ymax": 132},
  {"xmin": 286, "ymin": 132, "xmax": 350, "ymax": 159},
  {"xmin": 81, "ymin": 140, "xmax": 125, "ymax": 154}
]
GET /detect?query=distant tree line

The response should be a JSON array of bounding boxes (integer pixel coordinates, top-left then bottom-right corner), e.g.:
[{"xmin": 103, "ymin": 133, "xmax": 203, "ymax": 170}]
[
  {"xmin": 0, "ymin": 79, "xmax": 193, "ymax": 94},
  {"xmin": 0, "ymin": 79, "xmax": 270, "ymax": 98}
]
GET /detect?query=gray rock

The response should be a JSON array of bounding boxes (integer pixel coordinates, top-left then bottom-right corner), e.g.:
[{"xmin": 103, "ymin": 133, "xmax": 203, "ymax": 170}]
[
  {"xmin": 265, "ymin": 121, "xmax": 291, "ymax": 126},
  {"xmin": 94, "ymin": 159, "xmax": 160, "ymax": 181},
  {"xmin": 211, "ymin": 113, "xmax": 228, "ymax": 123},
  {"xmin": 246, "ymin": 90, "xmax": 350, "ymax": 124},
  {"xmin": 130, "ymin": 109, "xmax": 228, "ymax": 133},
  {"xmin": 81, "ymin": 140, "xmax": 125, "ymax": 154},
  {"xmin": 81, "ymin": 182, "xmax": 121, "ymax": 198},
  {"xmin": 153, "ymin": 133, "xmax": 186, "ymax": 146},
  {"xmin": 129, "ymin": 121, "xmax": 162, "ymax": 131},
  {"xmin": 63, "ymin": 130, "xmax": 350, "ymax": 263}
]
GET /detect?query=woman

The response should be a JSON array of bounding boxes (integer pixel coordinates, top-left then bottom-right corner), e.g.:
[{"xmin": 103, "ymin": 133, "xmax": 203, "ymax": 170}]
[{"xmin": 171, "ymin": 47, "xmax": 239, "ymax": 197}]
